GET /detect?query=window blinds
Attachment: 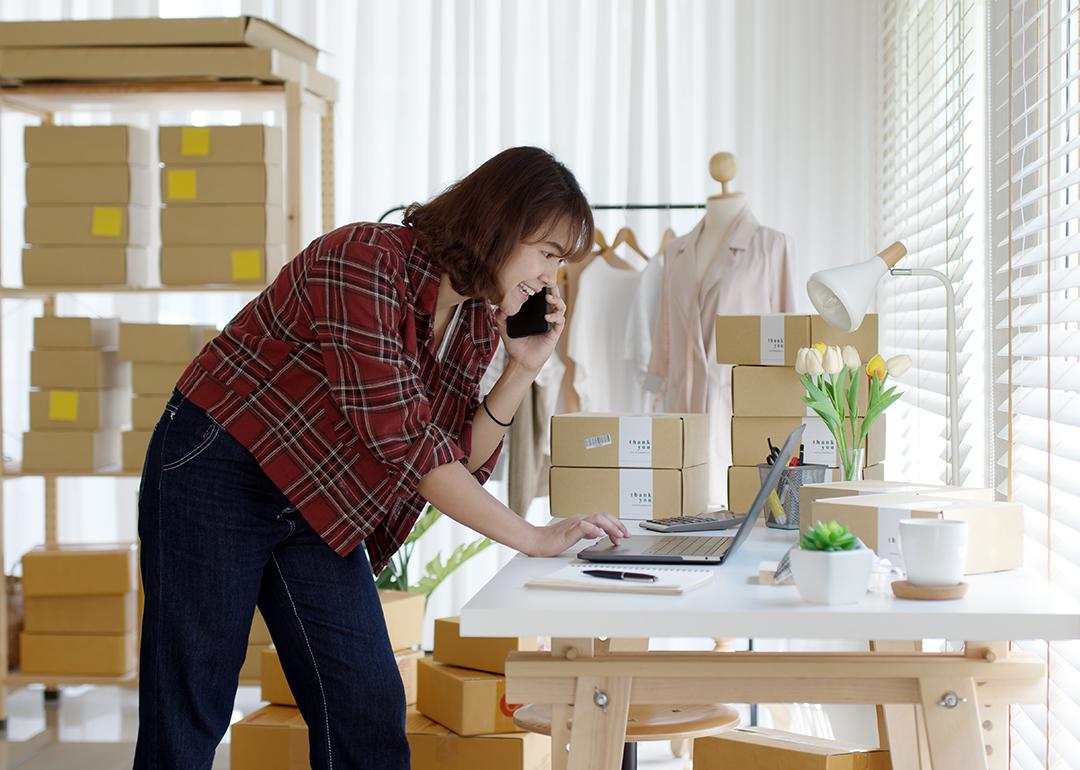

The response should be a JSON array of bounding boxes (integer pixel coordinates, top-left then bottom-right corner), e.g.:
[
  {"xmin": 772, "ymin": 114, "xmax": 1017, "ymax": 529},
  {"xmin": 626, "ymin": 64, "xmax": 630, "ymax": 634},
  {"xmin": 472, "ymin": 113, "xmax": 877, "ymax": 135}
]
[
  {"xmin": 878, "ymin": 0, "xmax": 986, "ymax": 489},
  {"xmin": 989, "ymin": 2, "xmax": 1080, "ymax": 768}
]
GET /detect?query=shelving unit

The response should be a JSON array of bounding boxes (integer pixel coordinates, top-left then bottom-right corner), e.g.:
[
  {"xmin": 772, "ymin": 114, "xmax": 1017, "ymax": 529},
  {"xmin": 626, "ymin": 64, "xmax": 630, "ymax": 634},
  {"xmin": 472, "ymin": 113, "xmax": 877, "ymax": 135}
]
[{"xmin": 0, "ymin": 64, "xmax": 337, "ymax": 721}]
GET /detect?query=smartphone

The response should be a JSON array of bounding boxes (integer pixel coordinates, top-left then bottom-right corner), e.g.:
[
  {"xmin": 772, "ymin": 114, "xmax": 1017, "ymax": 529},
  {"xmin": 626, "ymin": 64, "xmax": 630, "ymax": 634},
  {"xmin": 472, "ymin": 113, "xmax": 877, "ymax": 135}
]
[{"xmin": 506, "ymin": 287, "xmax": 551, "ymax": 338}]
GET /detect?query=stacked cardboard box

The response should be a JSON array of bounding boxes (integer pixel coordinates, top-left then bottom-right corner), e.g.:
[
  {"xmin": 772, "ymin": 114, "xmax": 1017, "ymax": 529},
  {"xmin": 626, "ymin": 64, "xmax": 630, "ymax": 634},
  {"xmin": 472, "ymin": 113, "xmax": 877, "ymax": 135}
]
[
  {"xmin": 717, "ymin": 314, "xmax": 888, "ymax": 516},
  {"xmin": 159, "ymin": 125, "xmax": 285, "ymax": 286},
  {"xmin": 24, "ymin": 317, "xmax": 125, "ymax": 472},
  {"xmin": 118, "ymin": 322, "xmax": 216, "ymax": 471},
  {"xmin": 549, "ymin": 413, "xmax": 709, "ymax": 519},
  {"xmin": 694, "ymin": 726, "xmax": 891, "ymax": 769},
  {"xmin": 19, "ymin": 543, "xmax": 138, "ymax": 676},
  {"xmin": 22, "ymin": 125, "xmax": 150, "ymax": 287}
]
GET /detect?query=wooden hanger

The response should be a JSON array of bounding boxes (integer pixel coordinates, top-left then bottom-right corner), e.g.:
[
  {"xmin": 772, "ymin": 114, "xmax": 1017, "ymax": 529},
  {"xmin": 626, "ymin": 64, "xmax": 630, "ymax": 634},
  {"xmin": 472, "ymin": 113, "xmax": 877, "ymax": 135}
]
[
  {"xmin": 612, "ymin": 226, "xmax": 649, "ymax": 262},
  {"xmin": 587, "ymin": 229, "xmax": 637, "ymax": 272},
  {"xmin": 657, "ymin": 227, "xmax": 676, "ymax": 255}
]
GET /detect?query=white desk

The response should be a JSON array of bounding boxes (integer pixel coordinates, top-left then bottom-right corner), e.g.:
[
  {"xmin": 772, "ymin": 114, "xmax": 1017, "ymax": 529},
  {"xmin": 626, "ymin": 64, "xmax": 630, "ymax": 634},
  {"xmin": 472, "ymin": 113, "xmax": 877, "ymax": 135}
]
[{"xmin": 461, "ymin": 529, "xmax": 1080, "ymax": 770}]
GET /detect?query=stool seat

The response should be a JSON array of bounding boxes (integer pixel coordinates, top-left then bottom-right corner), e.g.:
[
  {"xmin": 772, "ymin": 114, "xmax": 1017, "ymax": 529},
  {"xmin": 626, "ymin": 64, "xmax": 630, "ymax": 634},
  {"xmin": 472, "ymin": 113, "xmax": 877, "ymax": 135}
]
[{"xmin": 513, "ymin": 702, "xmax": 740, "ymax": 743}]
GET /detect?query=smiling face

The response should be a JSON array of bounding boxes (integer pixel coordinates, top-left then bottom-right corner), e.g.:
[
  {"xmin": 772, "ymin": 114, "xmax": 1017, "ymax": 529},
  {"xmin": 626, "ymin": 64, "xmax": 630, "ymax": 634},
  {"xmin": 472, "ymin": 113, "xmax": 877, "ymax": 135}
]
[{"xmin": 493, "ymin": 218, "xmax": 574, "ymax": 315}]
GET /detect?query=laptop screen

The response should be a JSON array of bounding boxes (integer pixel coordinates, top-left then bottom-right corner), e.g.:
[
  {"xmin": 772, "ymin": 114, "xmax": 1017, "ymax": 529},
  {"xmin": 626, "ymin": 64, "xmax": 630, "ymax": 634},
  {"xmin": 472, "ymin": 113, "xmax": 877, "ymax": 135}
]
[{"xmin": 725, "ymin": 424, "xmax": 806, "ymax": 555}]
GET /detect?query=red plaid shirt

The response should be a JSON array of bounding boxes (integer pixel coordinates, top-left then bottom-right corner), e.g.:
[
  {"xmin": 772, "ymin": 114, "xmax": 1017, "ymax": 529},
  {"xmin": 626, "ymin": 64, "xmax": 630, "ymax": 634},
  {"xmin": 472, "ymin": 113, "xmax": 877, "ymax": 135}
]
[{"xmin": 176, "ymin": 222, "xmax": 502, "ymax": 574}]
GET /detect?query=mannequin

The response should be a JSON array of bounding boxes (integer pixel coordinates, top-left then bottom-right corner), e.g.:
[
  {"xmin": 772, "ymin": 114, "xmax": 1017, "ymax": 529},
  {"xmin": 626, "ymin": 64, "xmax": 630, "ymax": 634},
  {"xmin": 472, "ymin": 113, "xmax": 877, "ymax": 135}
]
[{"xmin": 695, "ymin": 152, "xmax": 748, "ymax": 281}]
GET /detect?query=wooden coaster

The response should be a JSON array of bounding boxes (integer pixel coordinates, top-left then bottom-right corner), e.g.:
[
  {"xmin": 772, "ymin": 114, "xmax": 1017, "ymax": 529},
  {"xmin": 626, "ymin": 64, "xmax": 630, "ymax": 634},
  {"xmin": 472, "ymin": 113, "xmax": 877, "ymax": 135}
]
[{"xmin": 891, "ymin": 580, "xmax": 967, "ymax": 600}]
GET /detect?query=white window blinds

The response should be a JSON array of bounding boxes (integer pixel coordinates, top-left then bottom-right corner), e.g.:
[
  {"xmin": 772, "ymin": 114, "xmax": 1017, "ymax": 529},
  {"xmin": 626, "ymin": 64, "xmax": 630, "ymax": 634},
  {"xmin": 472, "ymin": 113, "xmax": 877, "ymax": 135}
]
[
  {"xmin": 878, "ymin": 0, "xmax": 987, "ymax": 488},
  {"xmin": 989, "ymin": 1, "xmax": 1080, "ymax": 768}
]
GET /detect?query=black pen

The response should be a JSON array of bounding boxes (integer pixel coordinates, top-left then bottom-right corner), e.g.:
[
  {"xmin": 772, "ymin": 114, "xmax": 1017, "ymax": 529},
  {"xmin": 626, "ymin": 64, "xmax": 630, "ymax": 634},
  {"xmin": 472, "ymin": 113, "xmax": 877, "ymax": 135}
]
[{"xmin": 581, "ymin": 569, "xmax": 657, "ymax": 583}]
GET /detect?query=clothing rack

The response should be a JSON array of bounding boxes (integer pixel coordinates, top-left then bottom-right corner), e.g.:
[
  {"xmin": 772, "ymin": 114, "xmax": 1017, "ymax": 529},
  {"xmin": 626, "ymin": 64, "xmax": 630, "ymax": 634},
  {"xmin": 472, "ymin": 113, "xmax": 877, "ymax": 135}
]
[{"xmin": 376, "ymin": 202, "xmax": 706, "ymax": 223}]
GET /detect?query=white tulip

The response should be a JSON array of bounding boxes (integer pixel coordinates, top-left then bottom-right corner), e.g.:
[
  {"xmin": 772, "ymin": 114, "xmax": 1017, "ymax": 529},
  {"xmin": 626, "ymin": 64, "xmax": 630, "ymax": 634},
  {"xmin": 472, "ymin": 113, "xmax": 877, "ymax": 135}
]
[
  {"xmin": 842, "ymin": 345, "xmax": 861, "ymax": 371},
  {"xmin": 806, "ymin": 347, "xmax": 824, "ymax": 376},
  {"xmin": 822, "ymin": 345, "xmax": 844, "ymax": 376},
  {"xmin": 886, "ymin": 354, "xmax": 912, "ymax": 378},
  {"xmin": 794, "ymin": 347, "xmax": 810, "ymax": 375}
]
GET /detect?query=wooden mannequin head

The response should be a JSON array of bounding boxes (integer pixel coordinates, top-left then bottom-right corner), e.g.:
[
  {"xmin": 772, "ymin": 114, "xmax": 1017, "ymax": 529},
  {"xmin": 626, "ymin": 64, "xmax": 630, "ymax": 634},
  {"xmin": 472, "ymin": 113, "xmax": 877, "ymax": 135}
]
[{"xmin": 708, "ymin": 152, "xmax": 743, "ymax": 199}]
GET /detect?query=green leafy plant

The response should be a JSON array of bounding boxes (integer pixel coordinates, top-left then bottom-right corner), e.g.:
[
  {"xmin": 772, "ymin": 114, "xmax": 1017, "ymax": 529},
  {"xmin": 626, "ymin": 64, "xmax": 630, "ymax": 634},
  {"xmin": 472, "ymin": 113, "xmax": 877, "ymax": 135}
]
[
  {"xmin": 375, "ymin": 504, "xmax": 494, "ymax": 601},
  {"xmin": 800, "ymin": 520, "xmax": 860, "ymax": 552}
]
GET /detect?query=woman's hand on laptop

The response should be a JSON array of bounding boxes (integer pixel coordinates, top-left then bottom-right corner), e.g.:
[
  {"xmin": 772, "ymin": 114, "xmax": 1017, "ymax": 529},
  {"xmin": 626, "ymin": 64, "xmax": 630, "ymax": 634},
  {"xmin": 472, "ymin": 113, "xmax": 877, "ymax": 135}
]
[{"xmin": 526, "ymin": 513, "xmax": 630, "ymax": 557}]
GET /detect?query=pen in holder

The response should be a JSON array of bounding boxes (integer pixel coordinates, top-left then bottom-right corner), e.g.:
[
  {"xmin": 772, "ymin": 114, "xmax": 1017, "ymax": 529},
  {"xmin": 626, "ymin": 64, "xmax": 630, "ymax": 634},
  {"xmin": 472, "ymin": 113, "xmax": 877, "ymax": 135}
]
[{"xmin": 756, "ymin": 463, "xmax": 828, "ymax": 530}]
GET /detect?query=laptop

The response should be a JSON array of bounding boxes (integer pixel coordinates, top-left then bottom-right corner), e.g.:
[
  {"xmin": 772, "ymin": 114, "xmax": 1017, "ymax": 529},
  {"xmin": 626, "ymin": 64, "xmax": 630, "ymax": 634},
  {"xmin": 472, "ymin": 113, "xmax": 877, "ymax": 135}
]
[{"xmin": 577, "ymin": 424, "xmax": 805, "ymax": 565}]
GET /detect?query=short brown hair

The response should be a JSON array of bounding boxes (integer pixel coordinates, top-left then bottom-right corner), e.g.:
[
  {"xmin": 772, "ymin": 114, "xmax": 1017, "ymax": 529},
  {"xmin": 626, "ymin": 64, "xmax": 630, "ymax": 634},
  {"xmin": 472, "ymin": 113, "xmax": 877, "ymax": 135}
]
[{"xmin": 403, "ymin": 147, "xmax": 593, "ymax": 300}]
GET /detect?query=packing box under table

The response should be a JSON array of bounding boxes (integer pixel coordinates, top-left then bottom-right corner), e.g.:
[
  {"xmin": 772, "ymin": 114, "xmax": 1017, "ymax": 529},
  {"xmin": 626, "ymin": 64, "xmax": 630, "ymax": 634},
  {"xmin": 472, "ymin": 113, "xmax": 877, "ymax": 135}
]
[
  {"xmin": 550, "ymin": 413, "xmax": 708, "ymax": 469},
  {"xmin": 550, "ymin": 464, "xmax": 709, "ymax": 520},
  {"xmin": 810, "ymin": 492, "xmax": 1024, "ymax": 573},
  {"xmin": 715, "ymin": 314, "xmax": 879, "ymax": 367},
  {"xmin": 694, "ymin": 727, "xmax": 891, "ymax": 769},
  {"xmin": 261, "ymin": 647, "xmax": 422, "ymax": 707},
  {"xmin": 230, "ymin": 705, "xmax": 308, "ymax": 770},
  {"xmin": 416, "ymin": 658, "xmax": 521, "ymax": 736},
  {"xmin": 407, "ymin": 709, "xmax": 550, "ymax": 770},
  {"xmin": 433, "ymin": 616, "xmax": 539, "ymax": 675},
  {"xmin": 378, "ymin": 589, "xmax": 425, "ymax": 651}
]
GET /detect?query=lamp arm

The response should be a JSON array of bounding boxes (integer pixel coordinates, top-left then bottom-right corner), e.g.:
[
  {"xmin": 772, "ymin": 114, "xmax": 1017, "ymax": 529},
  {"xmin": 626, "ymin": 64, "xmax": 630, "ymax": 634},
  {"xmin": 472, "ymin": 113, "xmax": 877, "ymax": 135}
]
[{"xmin": 890, "ymin": 267, "xmax": 961, "ymax": 485}]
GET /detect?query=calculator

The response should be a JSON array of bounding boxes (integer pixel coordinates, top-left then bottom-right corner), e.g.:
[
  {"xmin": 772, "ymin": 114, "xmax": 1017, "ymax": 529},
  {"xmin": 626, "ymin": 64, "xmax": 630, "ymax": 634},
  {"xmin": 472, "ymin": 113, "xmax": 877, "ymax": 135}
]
[{"xmin": 638, "ymin": 510, "xmax": 746, "ymax": 533}]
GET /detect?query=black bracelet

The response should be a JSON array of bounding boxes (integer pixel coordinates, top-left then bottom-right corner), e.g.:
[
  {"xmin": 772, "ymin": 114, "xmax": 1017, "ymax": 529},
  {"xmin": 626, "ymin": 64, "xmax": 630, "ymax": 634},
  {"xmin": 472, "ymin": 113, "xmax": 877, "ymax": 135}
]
[{"xmin": 482, "ymin": 396, "xmax": 514, "ymax": 427}]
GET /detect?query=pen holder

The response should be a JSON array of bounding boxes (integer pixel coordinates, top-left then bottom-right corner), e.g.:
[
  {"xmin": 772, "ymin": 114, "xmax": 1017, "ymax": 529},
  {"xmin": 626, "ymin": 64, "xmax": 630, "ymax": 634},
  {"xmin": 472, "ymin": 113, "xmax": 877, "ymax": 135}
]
[{"xmin": 756, "ymin": 463, "xmax": 828, "ymax": 530}]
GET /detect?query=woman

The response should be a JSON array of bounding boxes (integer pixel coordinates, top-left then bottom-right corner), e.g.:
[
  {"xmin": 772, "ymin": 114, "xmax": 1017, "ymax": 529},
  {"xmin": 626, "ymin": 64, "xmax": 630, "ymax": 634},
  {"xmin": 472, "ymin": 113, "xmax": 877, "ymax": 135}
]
[{"xmin": 133, "ymin": 146, "xmax": 629, "ymax": 769}]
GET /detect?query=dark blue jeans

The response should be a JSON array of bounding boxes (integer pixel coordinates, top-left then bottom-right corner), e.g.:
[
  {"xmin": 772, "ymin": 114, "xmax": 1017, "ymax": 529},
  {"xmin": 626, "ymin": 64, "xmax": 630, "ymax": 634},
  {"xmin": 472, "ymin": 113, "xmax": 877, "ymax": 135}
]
[{"xmin": 134, "ymin": 391, "xmax": 409, "ymax": 770}]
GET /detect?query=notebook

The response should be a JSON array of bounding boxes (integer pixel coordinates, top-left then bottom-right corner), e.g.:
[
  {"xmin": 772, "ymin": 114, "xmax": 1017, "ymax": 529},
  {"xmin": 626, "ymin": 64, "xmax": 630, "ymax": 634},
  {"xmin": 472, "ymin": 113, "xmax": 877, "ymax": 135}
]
[{"xmin": 524, "ymin": 563, "xmax": 714, "ymax": 595}]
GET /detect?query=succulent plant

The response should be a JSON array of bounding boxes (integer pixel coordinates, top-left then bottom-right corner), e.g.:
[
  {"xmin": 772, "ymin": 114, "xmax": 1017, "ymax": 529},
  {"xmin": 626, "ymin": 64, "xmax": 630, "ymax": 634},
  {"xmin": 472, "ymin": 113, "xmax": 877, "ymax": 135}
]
[{"xmin": 800, "ymin": 520, "xmax": 860, "ymax": 552}]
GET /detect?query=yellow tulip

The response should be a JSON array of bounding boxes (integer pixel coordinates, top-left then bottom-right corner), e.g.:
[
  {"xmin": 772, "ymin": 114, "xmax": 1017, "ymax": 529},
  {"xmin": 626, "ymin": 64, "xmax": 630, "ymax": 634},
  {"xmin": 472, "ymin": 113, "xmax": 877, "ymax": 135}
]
[
  {"xmin": 812, "ymin": 342, "xmax": 827, "ymax": 356},
  {"xmin": 866, "ymin": 354, "xmax": 887, "ymax": 380}
]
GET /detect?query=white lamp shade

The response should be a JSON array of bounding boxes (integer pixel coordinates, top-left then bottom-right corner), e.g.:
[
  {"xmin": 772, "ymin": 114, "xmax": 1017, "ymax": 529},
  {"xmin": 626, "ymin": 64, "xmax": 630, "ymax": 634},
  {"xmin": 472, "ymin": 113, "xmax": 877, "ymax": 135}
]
[{"xmin": 806, "ymin": 256, "xmax": 888, "ymax": 333}]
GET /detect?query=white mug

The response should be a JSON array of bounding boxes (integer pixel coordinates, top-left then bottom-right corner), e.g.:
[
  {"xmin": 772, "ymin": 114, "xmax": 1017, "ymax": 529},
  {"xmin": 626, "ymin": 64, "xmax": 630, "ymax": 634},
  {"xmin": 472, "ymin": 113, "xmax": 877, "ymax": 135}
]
[{"xmin": 899, "ymin": 518, "xmax": 968, "ymax": 586}]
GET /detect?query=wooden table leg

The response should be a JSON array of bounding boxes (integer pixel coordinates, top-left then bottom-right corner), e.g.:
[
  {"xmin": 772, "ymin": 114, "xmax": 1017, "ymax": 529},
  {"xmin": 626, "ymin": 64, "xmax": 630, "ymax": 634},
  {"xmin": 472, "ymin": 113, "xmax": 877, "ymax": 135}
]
[
  {"xmin": 967, "ymin": 641, "xmax": 1009, "ymax": 770},
  {"xmin": 550, "ymin": 704, "xmax": 571, "ymax": 770},
  {"xmin": 872, "ymin": 640, "xmax": 933, "ymax": 769},
  {"xmin": 918, "ymin": 676, "xmax": 988, "ymax": 770},
  {"xmin": 566, "ymin": 675, "xmax": 631, "ymax": 770}
]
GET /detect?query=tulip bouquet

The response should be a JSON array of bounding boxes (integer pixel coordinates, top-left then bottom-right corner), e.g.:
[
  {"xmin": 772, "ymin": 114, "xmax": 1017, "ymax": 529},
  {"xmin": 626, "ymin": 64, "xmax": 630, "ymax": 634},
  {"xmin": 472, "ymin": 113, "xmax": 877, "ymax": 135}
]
[{"xmin": 794, "ymin": 344, "xmax": 911, "ymax": 481}]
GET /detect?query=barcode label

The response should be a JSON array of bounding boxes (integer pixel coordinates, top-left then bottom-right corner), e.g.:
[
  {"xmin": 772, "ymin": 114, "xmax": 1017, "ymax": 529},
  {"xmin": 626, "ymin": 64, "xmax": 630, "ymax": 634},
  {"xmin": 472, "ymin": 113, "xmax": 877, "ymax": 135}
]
[{"xmin": 584, "ymin": 434, "xmax": 612, "ymax": 450}]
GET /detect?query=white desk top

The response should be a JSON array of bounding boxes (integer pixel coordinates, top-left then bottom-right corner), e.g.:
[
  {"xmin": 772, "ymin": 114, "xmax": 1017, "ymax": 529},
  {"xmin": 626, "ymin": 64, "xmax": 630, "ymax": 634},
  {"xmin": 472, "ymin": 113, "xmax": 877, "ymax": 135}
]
[{"xmin": 460, "ymin": 529, "xmax": 1080, "ymax": 641}]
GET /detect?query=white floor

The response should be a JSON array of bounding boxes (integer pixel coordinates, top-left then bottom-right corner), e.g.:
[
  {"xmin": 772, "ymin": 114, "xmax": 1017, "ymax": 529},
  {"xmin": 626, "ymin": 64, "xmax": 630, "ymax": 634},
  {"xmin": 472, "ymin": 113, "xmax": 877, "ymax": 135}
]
[{"xmin": 0, "ymin": 684, "xmax": 692, "ymax": 769}]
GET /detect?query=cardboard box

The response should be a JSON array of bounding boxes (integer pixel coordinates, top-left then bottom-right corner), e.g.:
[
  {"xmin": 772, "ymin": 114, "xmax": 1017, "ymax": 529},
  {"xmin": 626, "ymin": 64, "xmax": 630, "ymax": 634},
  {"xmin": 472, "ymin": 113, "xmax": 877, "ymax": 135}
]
[
  {"xmin": 799, "ymin": 480, "xmax": 996, "ymax": 525},
  {"xmin": 24, "ymin": 125, "xmax": 149, "ymax": 165},
  {"xmin": 715, "ymin": 314, "xmax": 879, "ymax": 367},
  {"xmin": 261, "ymin": 647, "xmax": 423, "ymax": 707},
  {"xmin": 230, "ymin": 705, "xmax": 309, "ymax": 770},
  {"xmin": 131, "ymin": 362, "xmax": 187, "ymax": 395},
  {"xmin": 26, "ymin": 164, "xmax": 151, "ymax": 205},
  {"xmin": 29, "ymin": 389, "xmax": 127, "ymax": 431},
  {"xmin": 132, "ymin": 394, "xmax": 169, "ymax": 430},
  {"xmin": 727, "ymin": 465, "xmax": 887, "ymax": 517},
  {"xmin": 161, "ymin": 163, "xmax": 282, "ymax": 205},
  {"xmin": 23, "ymin": 429, "xmax": 121, "ymax": 472},
  {"xmin": 408, "ymin": 709, "xmax": 549, "ymax": 770},
  {"xmin": 24, "ymin": 204, "xmax": 149, "ymax": 247},
  {"xmin": 730, "ymin": 416, "xmax": 885, "ymax": 468},
  {"xmin": 550, "ymin": 413, "xmax": 708, "ymax": 469},
  {"xmin": 416, "ymin": 658, "xmax": 521, "ymax": 736},
  {"xmin": 250, "ymin": 608, "xmax": 272, "ymax": 645},
  {"xmin": 22, "ymin": 246, "xmax": 148, "ymax": 287},
  {"xmin": 379, "ymin": 590, "xmax": 425, "ymax": 651},
  {"xmin": 24, "ymin": 593, "xmax": 137, "ymax": 634},
  {"xmin": 240, "ymin": 642, "xmax": 270, "ymax": 681},
  {"xmin": 0, "ymin": 46, "xmax": 303, "ymax": 84},
  {"xmin": 30, "ymin": 349, "xmax": 122, "ymax": 389},
  {"xmin": 160, "ymin": 244, "xmax": 285, "ymax": 285},
  {"xmin": 122, "ymin": 430, "xmax": 153, "ymax": 472},
  {"xmin": 20, "ymin": 631, "xmax": 137, "ymax": 676},
  {"xmin": 433, "ymin": 616, "xmax": 539, "ymax": 675},
  {"xmin": 0, "ymin": 17, "xmax": 318, "ymax": 66},
  {"xmin": 118, "ymin": 322, "xmax": 216, "ymax": 364},
  {"xmin": 810, "ymin": 493, "xmax": 1024, "ymax": 573},
  {"xmin": 732, "ymin": 365, "xmax": 870, "ymax": 416},
  {"xmin": 22, "ymin": 543, "xmax": 137, "ymax": 597},
  {"xmin": 550, "ymin": 464, "xmax": 709, "ymax": 519},
  {"xmin": 32, "ymin": 316, "xmax": 119, "ymax": 349},
  {"xmin": 159, "ymin": 125, "xmax": 282, "ymax": 165},
  {"xmin": 160, "ymin": 205, "xmax": 284, "ymax": 246},
  {"xmin": 694, "ymin": 727, "xmax": 891, "ymax": 769}
]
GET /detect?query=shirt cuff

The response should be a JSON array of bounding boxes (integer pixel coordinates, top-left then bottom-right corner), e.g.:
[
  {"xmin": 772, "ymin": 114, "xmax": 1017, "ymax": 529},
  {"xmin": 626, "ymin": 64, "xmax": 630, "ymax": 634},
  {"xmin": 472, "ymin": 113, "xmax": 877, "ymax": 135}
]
[{"xmin": 391, "ymin": 421, "xmax": 465, "ymax": 499}]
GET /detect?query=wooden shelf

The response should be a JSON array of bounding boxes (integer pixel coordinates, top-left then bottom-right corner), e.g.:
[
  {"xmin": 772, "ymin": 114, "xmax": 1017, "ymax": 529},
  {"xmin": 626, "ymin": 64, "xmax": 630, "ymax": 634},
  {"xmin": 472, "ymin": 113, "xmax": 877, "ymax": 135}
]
[
  {"xmin": 3, "ymin": 466, "xmax": 141, "ymax": 479},
  {"xmin": 1, "ymin": 285, "xmax": 263, "ymax": 297},
  {"xmin": 5, "ymin": 670, "xmax": 138, "ymax": 688}
]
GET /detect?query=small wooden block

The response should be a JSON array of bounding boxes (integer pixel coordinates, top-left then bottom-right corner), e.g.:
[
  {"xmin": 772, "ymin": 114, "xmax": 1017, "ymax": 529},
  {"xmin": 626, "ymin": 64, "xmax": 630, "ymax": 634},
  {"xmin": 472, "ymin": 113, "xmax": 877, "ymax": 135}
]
[{"xmin": 891, "ymin": 580, "xmax": 967, "ymax": 600}]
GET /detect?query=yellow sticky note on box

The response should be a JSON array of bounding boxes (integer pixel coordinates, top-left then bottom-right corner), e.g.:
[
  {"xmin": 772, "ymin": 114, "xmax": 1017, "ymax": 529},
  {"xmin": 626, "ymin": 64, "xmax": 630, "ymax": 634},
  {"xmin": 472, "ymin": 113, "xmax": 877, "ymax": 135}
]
[
  {"xmin": 48, "ymin": 391, "xmax": 79, "ymax": 422},
  {"xmin": 231, "ymin": 250, "xmax": 263, "ymax": 282},
  {"xmin": 181, "ymin": 127, "xmax": 211, "ymax": 156},
  {"xmin": 167, "ymin": 170, "xmax": 197, "ymax": 200},
  {"xmin": 91, "ymin": 207, "xmax": 123, "ymax": 237}
]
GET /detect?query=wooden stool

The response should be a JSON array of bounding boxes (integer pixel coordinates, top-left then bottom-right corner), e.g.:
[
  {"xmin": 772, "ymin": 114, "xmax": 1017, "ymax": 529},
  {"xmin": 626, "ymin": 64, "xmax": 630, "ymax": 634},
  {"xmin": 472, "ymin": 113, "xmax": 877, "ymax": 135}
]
[{"xmin": 514, "ymin": 702, "xmax": 740, "ymax": 770}]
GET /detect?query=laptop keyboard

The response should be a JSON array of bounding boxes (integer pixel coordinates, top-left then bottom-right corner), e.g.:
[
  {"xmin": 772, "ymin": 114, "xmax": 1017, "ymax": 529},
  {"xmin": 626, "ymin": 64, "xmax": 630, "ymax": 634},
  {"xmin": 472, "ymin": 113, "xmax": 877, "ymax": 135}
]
[{"xmin": 643, "ymin": 536, "xmax": 733, "ymax": 558}]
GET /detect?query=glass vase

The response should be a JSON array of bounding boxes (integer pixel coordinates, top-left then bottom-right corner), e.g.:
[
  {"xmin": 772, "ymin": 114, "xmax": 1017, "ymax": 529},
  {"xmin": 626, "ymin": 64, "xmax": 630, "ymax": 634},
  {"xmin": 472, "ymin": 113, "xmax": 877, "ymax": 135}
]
[{"xmin": 840, "ymin": 447, "xmax": 864, "ymax": 482}]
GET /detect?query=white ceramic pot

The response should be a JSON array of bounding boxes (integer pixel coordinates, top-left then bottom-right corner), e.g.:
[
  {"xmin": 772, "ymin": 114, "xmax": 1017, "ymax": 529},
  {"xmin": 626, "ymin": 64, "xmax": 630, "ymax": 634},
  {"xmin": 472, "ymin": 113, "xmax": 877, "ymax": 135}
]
[{"xmin": 789, "ymin": 546, "xmax": 875, "ymax": 605}]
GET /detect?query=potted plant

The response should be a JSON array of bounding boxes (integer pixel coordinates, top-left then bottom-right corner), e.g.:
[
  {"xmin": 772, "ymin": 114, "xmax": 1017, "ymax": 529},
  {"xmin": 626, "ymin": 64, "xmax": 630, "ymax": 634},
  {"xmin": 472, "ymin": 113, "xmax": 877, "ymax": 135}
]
[
  {"xmin": 794, "ymin": 344, "xmax": 910, "ymax": 481},
  {"xmin": 789, "ymin": 520, "xmax": 874, "ymax": 605}
]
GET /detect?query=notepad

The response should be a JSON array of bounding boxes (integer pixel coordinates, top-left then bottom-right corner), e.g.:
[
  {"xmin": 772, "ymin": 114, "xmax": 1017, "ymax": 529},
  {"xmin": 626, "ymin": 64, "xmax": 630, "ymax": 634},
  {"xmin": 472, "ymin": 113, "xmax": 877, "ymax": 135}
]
[{"xmin": 525, "ymin": 563, "xmax": 714, "ymax": 595}]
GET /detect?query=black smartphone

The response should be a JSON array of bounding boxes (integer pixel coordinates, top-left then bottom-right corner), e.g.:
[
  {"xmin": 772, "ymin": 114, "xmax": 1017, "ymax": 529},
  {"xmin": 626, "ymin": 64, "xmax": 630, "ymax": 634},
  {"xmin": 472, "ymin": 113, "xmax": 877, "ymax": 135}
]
[{"xmin": 506, "ymin": 287, "xmax": 551, "ymax": 338}]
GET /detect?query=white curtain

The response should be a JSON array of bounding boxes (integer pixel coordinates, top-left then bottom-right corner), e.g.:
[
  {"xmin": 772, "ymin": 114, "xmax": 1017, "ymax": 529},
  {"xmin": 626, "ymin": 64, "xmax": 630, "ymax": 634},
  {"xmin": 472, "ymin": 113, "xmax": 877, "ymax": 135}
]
[{"xmin": 0, "ymin": 1, "xmax": 878, "ymax": 671}]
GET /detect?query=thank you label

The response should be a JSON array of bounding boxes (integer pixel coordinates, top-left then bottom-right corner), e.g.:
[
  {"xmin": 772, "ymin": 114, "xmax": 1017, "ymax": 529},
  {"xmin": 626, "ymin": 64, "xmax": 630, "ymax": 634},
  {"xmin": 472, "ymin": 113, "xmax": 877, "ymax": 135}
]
[
  {"xmin": 618, "ymin": 416, "xmax": 653, "ymax": 467},
  {"xmin": 760, "ymin": 314, "xmax": 786, "ymax": 365},
  {"xmin": 619, "ymin": 469, "xmax": 654, "ymax": 518},
  {"xmin": 801, "ymin": 417, "xmax": 837, "ymax": 466}
]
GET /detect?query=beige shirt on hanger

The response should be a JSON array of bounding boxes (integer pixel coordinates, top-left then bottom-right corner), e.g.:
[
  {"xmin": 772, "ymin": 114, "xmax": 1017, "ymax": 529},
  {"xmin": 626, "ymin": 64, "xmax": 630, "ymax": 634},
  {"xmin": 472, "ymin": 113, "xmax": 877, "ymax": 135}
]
[{"xmin": 647, "ymin": 206, "xmax": 797, "ymax": 506}]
